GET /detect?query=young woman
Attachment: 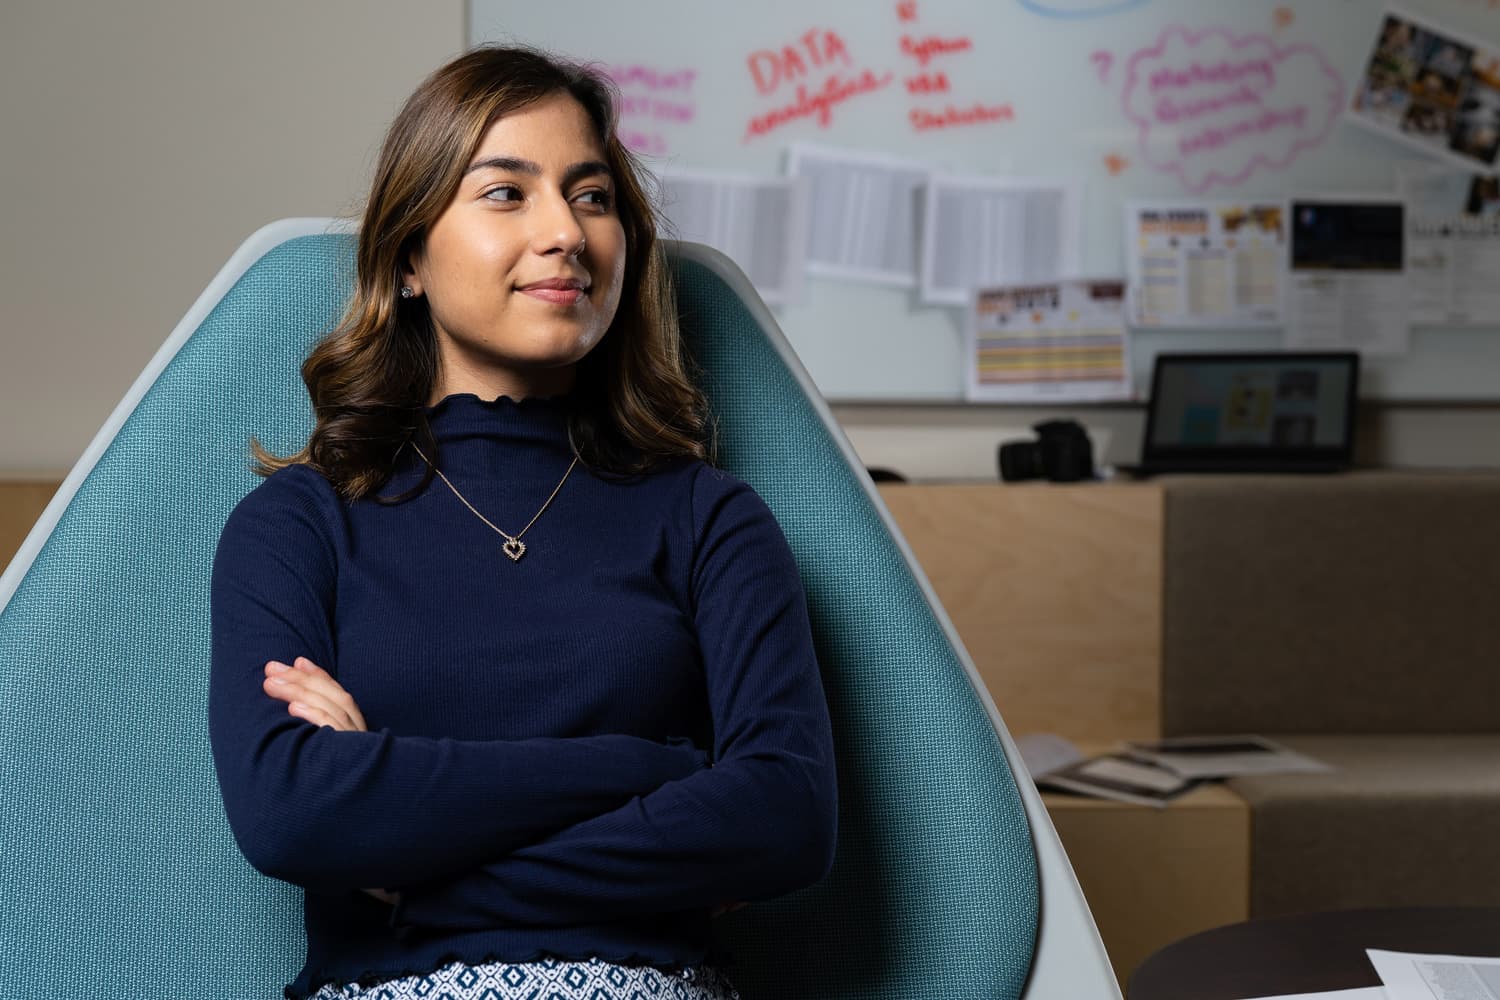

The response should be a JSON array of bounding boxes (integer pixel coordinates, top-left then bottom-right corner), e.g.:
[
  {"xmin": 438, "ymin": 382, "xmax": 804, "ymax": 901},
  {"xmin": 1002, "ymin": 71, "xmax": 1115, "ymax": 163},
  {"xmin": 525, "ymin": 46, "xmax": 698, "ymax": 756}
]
[{"xmin": 208, "ymin": 46, "xmax": 837, "ymax": 1000}]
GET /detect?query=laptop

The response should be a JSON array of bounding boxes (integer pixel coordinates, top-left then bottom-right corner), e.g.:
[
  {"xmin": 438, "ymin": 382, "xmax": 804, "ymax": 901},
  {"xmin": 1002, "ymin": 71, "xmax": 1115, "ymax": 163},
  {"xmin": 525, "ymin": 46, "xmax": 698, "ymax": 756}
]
[{"xmin": 1120, "ymin": 351, "xmax": 1360, "ymax": 477}]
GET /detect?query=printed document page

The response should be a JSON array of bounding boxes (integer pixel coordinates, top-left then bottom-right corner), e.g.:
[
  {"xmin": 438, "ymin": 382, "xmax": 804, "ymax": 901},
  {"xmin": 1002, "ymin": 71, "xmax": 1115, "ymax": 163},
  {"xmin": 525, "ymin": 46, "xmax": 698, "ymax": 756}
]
[
  {"xmin": 1286, "ymin": 198, "xmax": 1409, "ymax": 355},
  {"xmin": 1286, "ymin": 273, "xmax": 1410, "ymax": 355},
  {"xmin": 1396, "ymin": 163, "xmax": 1500, "ymax": 326},
  {"xmin": 1123, "ymin": 734, "xmax": 1330, "ymax": 780},
  {"xmin": 1369, "ymin": 949, "xmax": 1500, "ymax": 1000},
  {"xmin": 920, "ymin": 173, "xmax": 1082, "ymax": 306},
  {"xmin": 785, "ymin": 143, "xmax": 929, "ymax": 286},
  {"xmin": 1125, "ymin": 200, "xmax": 1287, "ymax": 328},
  {"xmin": 966, "ymin": 278, "xmax": 1131, "ymax": 403},
  {"xmin": 657, "ymin": 168, "xmax": 809, "ymax": 305},
  {"xmin": 1244, "ymin": 990, "xmax": 1387, "ymax": 1000}
]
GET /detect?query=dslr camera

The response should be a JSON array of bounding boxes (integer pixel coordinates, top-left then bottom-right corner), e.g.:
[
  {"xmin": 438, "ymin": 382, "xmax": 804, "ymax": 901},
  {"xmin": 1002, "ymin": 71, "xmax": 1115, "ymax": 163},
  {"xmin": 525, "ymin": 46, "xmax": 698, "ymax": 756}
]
[{"xmin": 998, "ymin": 419, "xmax": 1096, "ymax": 483}]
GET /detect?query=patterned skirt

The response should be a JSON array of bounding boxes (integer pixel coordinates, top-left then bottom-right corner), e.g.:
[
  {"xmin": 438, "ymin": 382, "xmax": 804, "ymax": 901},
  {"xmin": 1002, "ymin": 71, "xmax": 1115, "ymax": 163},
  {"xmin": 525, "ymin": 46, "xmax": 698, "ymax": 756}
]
[{"xmin": 306, "ymin": 957, "xmax": 741, "ymax": 1000}]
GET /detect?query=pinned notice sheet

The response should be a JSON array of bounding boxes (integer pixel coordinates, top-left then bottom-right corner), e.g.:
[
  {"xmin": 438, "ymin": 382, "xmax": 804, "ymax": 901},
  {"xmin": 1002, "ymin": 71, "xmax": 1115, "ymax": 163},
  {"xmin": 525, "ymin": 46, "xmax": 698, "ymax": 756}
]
[
  {"xmin": 920, "ymin": 173, "xmax": 1082, "ymax": 307},
  {"xmin": 966, "ymin": 279, "xmax": 1132, "ymax": 403},
  {"xmin": 1286, "ymin": 197, "xmax": 1410, "ymax": 356},
  {"xmin": 786, "ymin": 143, "xmax": 929, "ymax": 287},
  {"xmin": 1126, "ymin": 201, "xmax": 1287, "ymax": 328},
  {"xmin": 1396, "ymin": 163, "xmax": 1500, "ymax": 326},
  {"xmin": 657, "ymin": 168, "xmax": 810, "ymax": 306}
]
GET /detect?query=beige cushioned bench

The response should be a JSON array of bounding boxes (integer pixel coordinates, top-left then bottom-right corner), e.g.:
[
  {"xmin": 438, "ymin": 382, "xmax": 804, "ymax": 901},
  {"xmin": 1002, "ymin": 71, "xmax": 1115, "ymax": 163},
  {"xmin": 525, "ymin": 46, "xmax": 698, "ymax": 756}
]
[{"xmin": 1160, "ymin": 472, "xmax": 1500, "ymax": 917}]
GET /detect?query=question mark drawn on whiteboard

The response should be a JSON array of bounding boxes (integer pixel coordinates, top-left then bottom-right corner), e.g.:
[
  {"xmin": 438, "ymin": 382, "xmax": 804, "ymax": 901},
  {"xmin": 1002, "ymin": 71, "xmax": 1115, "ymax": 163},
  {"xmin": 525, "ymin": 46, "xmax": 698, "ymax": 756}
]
[{"xmin": 1091, "ymin": 50, "xmax": 1114, "ymax": 83}]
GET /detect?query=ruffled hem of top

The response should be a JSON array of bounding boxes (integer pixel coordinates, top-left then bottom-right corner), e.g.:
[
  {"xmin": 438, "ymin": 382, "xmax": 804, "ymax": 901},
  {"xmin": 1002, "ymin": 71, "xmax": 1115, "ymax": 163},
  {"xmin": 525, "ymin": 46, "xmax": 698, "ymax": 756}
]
[
  {"xmin": 421, "ymin": 391, "xmax": 576, "ymax": 419},
  {"xmin": 285, "ymin": 947, "xmax": 717, "ymax": 1000}
]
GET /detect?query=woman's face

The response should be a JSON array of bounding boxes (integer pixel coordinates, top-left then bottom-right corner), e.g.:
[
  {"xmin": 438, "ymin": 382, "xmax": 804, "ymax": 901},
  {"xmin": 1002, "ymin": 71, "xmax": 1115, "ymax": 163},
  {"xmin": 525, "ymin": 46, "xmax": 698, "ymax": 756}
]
[{"xmin": 405, "ymin": 91, "xmax": 626, "ymax": 400}]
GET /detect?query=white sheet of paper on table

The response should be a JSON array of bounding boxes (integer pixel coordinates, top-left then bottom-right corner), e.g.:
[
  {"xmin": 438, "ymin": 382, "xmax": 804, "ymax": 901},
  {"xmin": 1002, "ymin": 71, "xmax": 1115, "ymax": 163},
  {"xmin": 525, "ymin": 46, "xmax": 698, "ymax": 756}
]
[
  {"xmin": 1243, "ymin": 989, "xmax": 1387, "ymax": 1000},
  {"xmin": 1368, "ymin": 948, "xmax": 1500, "ymax": 1000}
]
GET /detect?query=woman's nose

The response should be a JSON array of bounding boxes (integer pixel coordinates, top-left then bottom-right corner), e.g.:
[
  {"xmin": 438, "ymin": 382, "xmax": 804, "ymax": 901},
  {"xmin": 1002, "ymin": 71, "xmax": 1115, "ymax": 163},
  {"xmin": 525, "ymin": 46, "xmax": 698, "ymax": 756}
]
[{"xmin": 530, "ymin": 194, "xmax": 586, "ymax": 257}]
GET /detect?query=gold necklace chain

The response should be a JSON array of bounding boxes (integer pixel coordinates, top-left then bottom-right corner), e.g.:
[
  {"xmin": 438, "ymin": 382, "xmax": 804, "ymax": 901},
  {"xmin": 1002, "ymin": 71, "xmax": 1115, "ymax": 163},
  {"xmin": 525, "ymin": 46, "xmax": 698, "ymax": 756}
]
[{"xmin": 408, "ymin": 441, "xmax": 579, "ymax": 563}]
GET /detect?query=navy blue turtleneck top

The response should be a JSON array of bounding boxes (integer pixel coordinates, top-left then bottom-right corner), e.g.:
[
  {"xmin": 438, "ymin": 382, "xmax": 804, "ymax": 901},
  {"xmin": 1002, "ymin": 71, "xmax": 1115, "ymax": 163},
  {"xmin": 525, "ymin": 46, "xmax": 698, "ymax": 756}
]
[{"xmin": 207, "ymin": 392, "xmax": 838, "ymax": 999}]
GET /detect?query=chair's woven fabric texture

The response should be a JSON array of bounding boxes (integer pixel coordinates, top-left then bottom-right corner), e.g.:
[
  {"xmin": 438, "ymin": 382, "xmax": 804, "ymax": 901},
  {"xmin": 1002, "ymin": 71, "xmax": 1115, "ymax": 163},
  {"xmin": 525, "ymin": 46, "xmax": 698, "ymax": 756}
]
[
  {"xmin": 673, "ymin": 256, "xmax": 1038, "ymax": 1000},
  {"xmin": 0, "ymin": 235, "xmax": 1038, "ymax": 999},
  {"xmin": 0, "ymin": 235, "xmax": 352, "ymax": 999}
]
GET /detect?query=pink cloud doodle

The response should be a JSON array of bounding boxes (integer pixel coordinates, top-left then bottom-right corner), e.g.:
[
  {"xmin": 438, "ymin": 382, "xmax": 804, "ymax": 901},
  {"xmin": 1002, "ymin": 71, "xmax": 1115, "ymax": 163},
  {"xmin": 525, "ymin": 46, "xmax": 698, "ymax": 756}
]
[{"xmin": 1121, "ymin": 25, "xmax": 1344, "ymax": 193}]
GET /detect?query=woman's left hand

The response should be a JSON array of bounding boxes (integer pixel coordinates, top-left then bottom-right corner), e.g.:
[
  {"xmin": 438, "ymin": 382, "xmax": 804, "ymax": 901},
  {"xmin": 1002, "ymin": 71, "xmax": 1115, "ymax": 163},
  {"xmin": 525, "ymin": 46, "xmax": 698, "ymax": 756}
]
[
  {"xmin": 262, "ymin": 656, "xmax": 368, "ymax": 732},
  {"xmin": 262, "ymin": 657, "xmax": 389, "ymax": 902}
]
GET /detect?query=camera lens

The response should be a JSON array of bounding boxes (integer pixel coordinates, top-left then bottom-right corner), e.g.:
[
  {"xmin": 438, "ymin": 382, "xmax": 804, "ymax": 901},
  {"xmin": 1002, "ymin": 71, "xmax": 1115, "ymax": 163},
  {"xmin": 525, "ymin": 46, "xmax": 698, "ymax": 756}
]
[{"xmin": 998, "ymin": 441, "xmax": 1044, "ymax": 482}]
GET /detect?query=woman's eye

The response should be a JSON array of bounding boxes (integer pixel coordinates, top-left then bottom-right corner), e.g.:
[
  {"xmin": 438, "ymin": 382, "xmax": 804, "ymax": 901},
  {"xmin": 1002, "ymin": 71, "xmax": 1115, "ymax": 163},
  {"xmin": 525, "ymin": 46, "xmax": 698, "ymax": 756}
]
[
  {"xmin": 483, "ymin": 185, "xmax": 523, "ymax": 203},
  {"xmin": 575, "ymin": 189, "xmax": 613, "ymax": 210}
]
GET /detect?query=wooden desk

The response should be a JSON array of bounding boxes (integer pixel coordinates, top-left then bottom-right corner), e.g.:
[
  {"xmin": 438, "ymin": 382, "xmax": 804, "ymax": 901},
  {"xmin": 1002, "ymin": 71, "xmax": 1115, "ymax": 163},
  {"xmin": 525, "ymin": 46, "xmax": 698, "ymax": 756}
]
[
  {"xmin": 877, "ymin": 482, "xmax": 1246, "ymax": 985},
  {"xmin": 1045, "ymin": 783, "xmax": 1250, "ymax": 986}
]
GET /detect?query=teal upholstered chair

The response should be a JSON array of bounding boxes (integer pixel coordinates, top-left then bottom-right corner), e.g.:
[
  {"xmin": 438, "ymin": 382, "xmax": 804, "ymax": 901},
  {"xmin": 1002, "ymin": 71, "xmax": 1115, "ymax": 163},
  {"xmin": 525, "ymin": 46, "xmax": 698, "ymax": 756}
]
[{"xmin": 0, "ymin": 220, "xmax": 1120, "ymax": 999}]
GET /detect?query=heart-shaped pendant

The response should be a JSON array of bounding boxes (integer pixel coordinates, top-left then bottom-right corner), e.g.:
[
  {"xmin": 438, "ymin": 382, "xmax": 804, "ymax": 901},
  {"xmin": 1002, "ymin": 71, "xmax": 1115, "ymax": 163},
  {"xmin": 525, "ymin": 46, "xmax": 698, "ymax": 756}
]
[{"xmin": 502, "ymin": 538, "xmax": 526, "ymax": 562}]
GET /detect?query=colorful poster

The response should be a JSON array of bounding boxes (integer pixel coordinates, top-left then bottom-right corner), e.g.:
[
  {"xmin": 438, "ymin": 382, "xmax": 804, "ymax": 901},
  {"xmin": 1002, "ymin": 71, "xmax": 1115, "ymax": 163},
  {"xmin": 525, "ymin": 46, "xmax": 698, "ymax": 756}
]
[
  {"xmin": 1125, "ymin": 201, "xmax": 1286, "ymax": 328},
  {"xmin": 1349, "ymin": 8, "xmax": 1500, "ymax": 173},
  {"xmin": 966, "ymin": 280, "xmax": 1132, "ymax": 402}
]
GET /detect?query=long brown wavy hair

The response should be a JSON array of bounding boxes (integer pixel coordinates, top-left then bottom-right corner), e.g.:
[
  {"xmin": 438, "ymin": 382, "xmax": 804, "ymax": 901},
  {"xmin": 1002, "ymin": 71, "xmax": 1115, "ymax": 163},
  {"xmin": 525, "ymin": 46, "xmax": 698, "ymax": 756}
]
[{"xmin": 252, "ymin": 46, "xmax": 713, "ymax": 502}]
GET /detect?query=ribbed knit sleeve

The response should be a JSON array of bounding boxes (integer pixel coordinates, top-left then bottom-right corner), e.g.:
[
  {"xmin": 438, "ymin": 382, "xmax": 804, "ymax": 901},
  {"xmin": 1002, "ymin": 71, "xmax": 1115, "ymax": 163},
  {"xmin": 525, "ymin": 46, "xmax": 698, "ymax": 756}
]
[
  {"xmin": 388, "ymin": 466, "xmax": 838, "ymax": 928},
  {"xmin": 208, "ymin": 464, "xmax": 710, "ymax": 894}
]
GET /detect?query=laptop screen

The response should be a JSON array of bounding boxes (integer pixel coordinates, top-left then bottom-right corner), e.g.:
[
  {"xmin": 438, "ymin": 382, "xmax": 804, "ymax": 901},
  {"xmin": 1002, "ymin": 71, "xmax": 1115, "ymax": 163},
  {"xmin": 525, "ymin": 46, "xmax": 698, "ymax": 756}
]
[{"xmin": 1143, "ymin": 352, "xmax": 1359, "ymax": 463}]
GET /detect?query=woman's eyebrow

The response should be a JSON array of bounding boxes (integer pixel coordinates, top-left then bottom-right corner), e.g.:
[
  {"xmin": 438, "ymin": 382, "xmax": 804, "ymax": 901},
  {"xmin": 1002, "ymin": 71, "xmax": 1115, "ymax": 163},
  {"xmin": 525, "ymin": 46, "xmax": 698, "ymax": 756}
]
[
  {"xmin": 465, "ymin": 156, "xmax": 613, "ymax": 187},
  {"xmin": 562, "ymin": 160, "xmax": 613, "ymax": 187},
  {"xmin": 466, "ymin": 155, "xmax": 540, "ymax": 176}
]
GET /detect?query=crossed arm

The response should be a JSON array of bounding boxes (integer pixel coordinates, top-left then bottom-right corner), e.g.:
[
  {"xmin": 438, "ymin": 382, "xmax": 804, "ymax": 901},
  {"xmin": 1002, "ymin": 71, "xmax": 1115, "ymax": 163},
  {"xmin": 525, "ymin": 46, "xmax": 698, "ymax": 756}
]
[
  {"xmin": 213, "ymin": 464, "xmax": 838, "ymax": 922},
  {"xmin": 255, "ymin": 658, "xmax": 756, "ymax": 916},
  {"xmin": 208, "ymin": 468, "xmax": 711, "ymax": 894}
]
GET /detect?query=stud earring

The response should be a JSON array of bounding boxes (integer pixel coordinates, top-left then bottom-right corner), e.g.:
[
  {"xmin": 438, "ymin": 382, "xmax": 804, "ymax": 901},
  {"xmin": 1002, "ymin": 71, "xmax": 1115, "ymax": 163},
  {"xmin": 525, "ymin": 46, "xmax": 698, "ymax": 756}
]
[{"xmin": 400, "ymin": 286, "xmax": 414, "ymax": 299}]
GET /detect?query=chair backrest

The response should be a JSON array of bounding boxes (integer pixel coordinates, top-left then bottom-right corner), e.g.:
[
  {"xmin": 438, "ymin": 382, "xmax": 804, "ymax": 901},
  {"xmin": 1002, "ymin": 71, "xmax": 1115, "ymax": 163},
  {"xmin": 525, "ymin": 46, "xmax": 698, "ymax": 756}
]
[{"xmin": 0, "ymin": 222, "xmax": 1118, "ymax": 999}]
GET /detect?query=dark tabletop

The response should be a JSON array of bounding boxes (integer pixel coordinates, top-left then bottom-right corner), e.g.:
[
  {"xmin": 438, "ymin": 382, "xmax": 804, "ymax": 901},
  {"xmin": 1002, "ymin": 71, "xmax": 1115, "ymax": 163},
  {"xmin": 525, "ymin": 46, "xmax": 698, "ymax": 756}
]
[{"xmin": 1128, "ymin": 907, "xmax": 1500, "ymax": 1000}]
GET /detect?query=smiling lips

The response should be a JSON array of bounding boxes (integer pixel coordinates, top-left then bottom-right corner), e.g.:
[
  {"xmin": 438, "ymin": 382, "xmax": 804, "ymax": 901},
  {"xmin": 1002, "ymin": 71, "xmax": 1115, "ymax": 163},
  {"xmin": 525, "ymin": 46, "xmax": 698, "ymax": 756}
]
[{"xmin": 517, "ymin": 276, "xmax": 589, "ymax": 306}]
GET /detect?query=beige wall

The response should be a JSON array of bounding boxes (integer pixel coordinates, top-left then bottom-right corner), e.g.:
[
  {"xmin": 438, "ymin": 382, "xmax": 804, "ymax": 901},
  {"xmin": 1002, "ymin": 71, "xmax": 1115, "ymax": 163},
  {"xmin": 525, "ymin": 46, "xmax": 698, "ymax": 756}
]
[
  {"xmin": 0, "ymin": 1, "xmax": 466, "ymax": 476},
  {"xmin": 3, "ymin": 2, "xmax": 1498, "ymax": 481}
]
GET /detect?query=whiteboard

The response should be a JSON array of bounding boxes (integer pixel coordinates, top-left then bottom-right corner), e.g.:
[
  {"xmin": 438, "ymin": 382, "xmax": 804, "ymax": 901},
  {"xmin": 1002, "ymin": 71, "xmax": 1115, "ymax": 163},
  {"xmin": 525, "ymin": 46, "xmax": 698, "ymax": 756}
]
[{"xmin": 470, "ymin": 0, "xmax": 1500, "ymax": 401}]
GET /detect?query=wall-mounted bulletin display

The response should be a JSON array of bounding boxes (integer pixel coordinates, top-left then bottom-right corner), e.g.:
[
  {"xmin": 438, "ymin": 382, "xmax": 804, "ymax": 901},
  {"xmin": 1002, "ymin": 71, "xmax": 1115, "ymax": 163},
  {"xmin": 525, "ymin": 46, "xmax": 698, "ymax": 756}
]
[{"xmin": 471, "ymin": 0, "xmax": 1500, "ymax": 402}]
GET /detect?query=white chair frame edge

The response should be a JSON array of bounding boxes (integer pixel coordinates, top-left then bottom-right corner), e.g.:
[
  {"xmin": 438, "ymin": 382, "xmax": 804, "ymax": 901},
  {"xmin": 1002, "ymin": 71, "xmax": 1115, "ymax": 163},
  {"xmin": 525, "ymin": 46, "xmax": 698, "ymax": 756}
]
[{"xmin": 0, "ymin": 219, "xmax": 1122, "ymax": 1000}]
